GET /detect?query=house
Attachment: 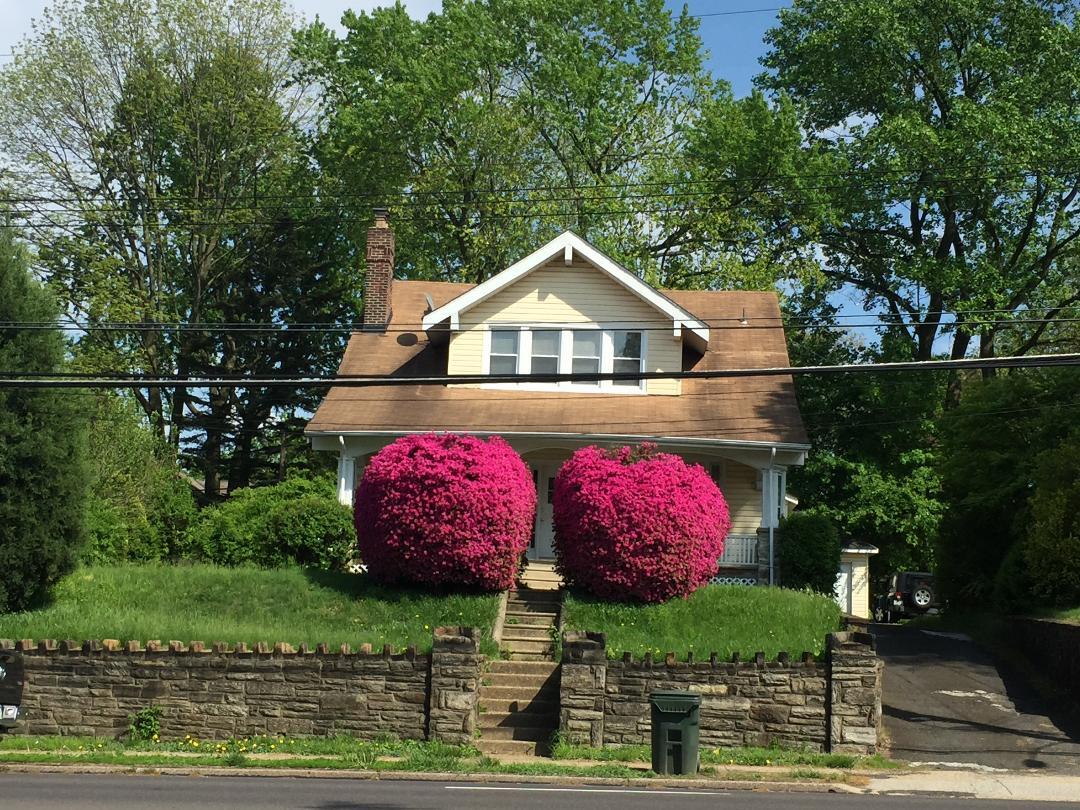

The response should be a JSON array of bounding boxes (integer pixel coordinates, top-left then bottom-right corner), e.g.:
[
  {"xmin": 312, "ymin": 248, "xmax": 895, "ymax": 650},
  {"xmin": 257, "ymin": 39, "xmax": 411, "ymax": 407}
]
[{"xmin": 306, "ymin": 211, "xmax": 809, "ymax": 586}]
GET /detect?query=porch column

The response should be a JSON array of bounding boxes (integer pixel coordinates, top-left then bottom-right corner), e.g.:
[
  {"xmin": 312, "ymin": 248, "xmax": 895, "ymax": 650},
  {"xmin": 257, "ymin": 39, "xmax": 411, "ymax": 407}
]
[
  {"xmin": 758, "ymin": 465, "xmax": 787, "ymax": 586},
  {"xmin": 337, "ymin": 453, "xmax": 356, "ymax": 507}
]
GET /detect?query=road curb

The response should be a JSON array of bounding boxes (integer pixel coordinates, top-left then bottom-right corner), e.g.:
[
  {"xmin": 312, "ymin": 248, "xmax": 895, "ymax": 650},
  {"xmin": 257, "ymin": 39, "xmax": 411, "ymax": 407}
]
[{"xmin": 0, "ymin": 762, "xmax": 864, "ymax": 793}]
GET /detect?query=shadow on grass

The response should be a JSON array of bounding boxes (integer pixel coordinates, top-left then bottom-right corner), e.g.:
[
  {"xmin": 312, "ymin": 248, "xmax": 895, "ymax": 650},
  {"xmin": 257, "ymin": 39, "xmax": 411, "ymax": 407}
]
[{"xmin": 301, "ymin": 568, "xmax": 501, "ymax": 606}]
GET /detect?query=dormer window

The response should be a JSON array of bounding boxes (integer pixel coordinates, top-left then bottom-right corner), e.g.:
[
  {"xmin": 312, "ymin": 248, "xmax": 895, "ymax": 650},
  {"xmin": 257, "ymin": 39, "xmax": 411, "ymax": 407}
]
[
  {"xmin": 489, "ymin": 330, "xmax": 520, "ymax": 374},
  {"xmin": 483, "ymin": 326, "xmax": 646, "ymax": 392}
]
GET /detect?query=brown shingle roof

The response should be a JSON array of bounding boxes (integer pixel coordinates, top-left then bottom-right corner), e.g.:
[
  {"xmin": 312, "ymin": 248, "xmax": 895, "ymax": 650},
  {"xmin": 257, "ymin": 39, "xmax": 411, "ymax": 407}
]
[{"xmin": 306, "ymin": 280, "xmax": 808, "ymax": 446}]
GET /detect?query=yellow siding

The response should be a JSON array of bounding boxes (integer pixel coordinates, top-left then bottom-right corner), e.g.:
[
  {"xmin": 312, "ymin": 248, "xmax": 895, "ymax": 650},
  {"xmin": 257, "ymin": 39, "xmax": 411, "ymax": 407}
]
[
  {"xmin": 447, "ymin": 258, "xmax": 682, "ymax": 395},
  {"xmin": 722, "ymin": 462, "xmax": 761, "ymax": 534}
]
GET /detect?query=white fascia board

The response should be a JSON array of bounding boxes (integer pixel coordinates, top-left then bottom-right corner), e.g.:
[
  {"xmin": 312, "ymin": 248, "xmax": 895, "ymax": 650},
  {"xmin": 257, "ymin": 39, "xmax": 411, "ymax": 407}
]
[{"xmin": 420, "ymin": 231, "xmax": 709, "ymax": 344}]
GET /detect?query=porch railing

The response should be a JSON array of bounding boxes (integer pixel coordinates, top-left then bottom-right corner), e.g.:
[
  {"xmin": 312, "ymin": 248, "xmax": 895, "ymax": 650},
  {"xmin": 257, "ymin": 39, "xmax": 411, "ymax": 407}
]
[{"xmin": 718, "ymin": 533, "xmax": 758, "ymax": 566}]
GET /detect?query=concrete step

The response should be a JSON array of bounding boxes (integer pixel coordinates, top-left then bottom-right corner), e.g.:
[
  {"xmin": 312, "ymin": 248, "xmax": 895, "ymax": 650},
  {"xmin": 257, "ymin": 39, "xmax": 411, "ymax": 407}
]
[
  {"xmin": 480, "ymin": 713, "xmax": 554, "ymax": 732},
  {"xmin": 508, "ymin": 590, "xmax": 561, "ymax": 602},
  {"xmin": 476, "ymin": 724, "xmax": 552, "ymax": 742},
  {"xmin": 508, "ymin": 652, "xmax": 556, "ymax": 661},
  {"xmin": 500, "ymin": 626, "xmax": 553, "ymax": 641},
  {"xmin": 502, "ymin": 639, "xmax": 555, "ymax": 655},
  {"xmin": 478, "ymin": 684, "xmax": 559, "ymax": 701},
  {"xmin": 482, "ymin": 675, "xmax": 558, "ymax": 691},
  {"xmin": 476, "ymin": 739, "xmax": 540, "ymax": 756},
  {"xmin": 481, "ymin": 698, "xmax": 558, "ymax": 715},
  {"xmin": 503, "ymin": 612, "xmax": 557, "ymax": 627},
  {"xmin": 505, "ymin": 601, "xmax": 561, "ymax": 615},
  {"xmin": 487, "ymin": 660, "xmax": 558, "ymax": 676},
  {"xmin": 517, "ymin": 580, "xmax": 560, "ymax": 591}
]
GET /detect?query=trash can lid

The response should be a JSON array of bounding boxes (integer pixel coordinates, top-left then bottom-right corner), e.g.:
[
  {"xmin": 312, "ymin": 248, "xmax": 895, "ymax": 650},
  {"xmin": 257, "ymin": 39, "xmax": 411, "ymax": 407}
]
[{"xmin": 649, "ymin": 690, "xmax": 701, "ymax": 713}]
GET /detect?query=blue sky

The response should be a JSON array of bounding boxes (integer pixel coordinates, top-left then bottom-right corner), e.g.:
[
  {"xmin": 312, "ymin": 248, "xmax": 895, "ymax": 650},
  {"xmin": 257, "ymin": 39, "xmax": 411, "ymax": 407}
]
[{"xmin": 1, "ymin": 2, "xmax": 789, "ymax": 96}]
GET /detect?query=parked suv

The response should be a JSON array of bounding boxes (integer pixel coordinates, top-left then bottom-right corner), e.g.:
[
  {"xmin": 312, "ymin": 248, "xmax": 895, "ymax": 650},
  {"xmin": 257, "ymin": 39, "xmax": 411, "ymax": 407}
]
[
  {"xmin": 873, "ymin": 571, "xmax": 940, "ymax": 623},
  {"xmin": 0, "ymin": 650, "xmax": 23, "ymax": 731}
]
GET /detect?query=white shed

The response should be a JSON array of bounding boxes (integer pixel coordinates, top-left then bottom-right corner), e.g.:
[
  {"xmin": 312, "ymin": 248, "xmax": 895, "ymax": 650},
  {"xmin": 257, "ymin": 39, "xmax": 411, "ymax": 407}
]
[{"xmin": 834, "ymin": 541, "xmax": 879, "ymax": 619}]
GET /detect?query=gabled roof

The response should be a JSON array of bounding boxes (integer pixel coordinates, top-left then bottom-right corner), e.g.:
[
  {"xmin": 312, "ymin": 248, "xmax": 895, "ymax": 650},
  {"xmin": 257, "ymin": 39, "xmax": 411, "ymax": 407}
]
[
  {"xmin": 307, "ymin": 281, "xmax": 808, "ymax": 449},
  {"xmin": 420, "ymin": 231, "xmax": 710, "ymax": 345}
]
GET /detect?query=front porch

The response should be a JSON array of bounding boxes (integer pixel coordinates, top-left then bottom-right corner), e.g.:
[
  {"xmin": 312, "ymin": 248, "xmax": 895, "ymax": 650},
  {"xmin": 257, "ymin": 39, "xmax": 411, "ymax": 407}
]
[{"xmin": 325, "ymin": 433, "xmax": 801, "ymax": 587}]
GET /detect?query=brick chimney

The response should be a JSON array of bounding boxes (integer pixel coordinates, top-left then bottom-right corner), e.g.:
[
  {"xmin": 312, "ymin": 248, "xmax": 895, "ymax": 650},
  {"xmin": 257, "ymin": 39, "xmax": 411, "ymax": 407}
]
[{"xmin": 362, "ymin": 208, "xmax": 394, "ymax": 331}]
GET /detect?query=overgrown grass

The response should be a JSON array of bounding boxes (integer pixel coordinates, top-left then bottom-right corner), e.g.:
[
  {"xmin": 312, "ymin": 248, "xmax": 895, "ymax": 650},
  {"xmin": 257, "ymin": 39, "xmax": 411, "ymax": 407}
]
[
  {"xmin": 0, "ymin": 564, "xmax": 501, "ymax": 656},
  {"xmin": 550, "ymin": 739, "xmax": 899, "ymax": 770},
  {"xmin": 561, "ymin": 585, "xmax": 842, "ymax": 660}
]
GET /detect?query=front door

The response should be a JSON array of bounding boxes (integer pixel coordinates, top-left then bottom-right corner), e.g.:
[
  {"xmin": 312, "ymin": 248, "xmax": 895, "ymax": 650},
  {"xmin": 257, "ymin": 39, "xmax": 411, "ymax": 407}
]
[{"xmin": 529, "ymin": 463, "xmax": 557, "ymax": 560}]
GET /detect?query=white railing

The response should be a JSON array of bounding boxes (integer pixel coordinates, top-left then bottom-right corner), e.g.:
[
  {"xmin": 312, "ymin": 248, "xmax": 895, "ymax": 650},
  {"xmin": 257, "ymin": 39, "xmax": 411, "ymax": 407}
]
[{"xmin": 718, "ymin": 534, "xmax": 758, "ymax": 566}]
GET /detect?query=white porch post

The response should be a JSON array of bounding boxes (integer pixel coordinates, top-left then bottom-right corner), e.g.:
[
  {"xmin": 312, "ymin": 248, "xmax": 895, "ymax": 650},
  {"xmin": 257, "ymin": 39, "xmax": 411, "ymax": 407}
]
[{"xmin": 337, "ymin": 453, "xmax": 357, "ymax": 507}]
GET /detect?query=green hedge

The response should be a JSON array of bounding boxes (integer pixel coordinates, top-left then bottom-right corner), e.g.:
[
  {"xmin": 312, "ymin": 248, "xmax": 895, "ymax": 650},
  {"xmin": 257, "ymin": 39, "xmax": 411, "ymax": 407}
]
[
  {"xmin": 182, "ymin": 477, "xmax": 355, "ymax": 570},
  {"xmin": 778, "ymin": 512, "xmax": 841, "ymax": 596}
]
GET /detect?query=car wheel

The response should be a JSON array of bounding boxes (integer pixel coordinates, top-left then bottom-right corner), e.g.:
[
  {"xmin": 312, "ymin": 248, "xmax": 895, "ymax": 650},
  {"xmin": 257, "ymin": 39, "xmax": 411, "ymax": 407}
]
[
  {"xmin": 873, "ymin": 606, "xmax": 886, "ymax": 623},
  {"xmin": 911, "ymin": 584, "xmax": 935, "ymax": 611}
]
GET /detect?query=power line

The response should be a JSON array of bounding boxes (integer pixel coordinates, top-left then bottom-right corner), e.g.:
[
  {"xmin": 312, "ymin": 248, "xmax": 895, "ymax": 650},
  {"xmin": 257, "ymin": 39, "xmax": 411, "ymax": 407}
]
[
  {"xmin": 2, "ymin": 314, "xmax": 1078, "ymax": 335},
  {"xmin": 1, "ymin": 352, "xmax": 1076, "ymax": 389},
  {"xmin": 4, "ymin": 159, "xmax": 1077, "ymax": 212}
]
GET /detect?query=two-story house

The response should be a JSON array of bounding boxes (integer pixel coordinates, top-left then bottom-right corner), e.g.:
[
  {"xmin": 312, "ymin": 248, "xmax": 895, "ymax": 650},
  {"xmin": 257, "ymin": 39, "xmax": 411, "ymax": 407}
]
[{"xmin": 306, "ymin": 211, "xmax": 809, "ymax": 586}]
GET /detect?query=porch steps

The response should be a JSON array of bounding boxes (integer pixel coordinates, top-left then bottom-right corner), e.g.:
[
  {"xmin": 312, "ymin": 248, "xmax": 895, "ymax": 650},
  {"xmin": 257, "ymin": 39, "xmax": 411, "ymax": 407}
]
[
  {"xmin": 476, "ymin": 659, "xmax": 560, "ymax": 757},
  {"xmin": 518, "ymin": 560, "xmax": 563, "ymax": 591}
]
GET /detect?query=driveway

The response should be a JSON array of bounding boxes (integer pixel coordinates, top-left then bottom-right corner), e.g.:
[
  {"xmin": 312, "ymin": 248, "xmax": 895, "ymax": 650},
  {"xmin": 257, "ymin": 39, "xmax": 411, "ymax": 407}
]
[{"xmin": 873, "ymin": 624, "xmax": 1080, "ymax": 771}]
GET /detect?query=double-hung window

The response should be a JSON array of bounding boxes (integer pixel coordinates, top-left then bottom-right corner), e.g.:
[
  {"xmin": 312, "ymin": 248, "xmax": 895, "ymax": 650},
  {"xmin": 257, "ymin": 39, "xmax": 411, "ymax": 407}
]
[
  {"xmin": 485, "ymin": 326, "xmax": 646, "ymax": 391},
  {"xmin": 611, "ymin": 330, "xmax": 643, "ymax": 387},
  {"xmin": 488, "ymin": 330, "xmax": 520, "ymax": 374},
  {"xmin": 530, "ymin": 330, "xmax": 560, "ymax": 376}
]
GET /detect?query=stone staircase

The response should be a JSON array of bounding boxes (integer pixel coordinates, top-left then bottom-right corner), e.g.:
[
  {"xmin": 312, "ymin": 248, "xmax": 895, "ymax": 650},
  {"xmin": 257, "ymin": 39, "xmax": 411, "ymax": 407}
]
[
  {"xmin": 476, "ymin": 589, "xmax": 561, "ymax": 755},
  {"xmin": 517, "ymin": 560, "xmax": 563, "ymax": 591}
]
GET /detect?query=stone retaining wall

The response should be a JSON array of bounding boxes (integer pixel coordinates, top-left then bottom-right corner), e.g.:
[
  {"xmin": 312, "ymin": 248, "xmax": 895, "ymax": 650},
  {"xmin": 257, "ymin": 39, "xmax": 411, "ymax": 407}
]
[
  {"xmin": 560, "ymin": 630, "xmax": 881, "ymax": 754},
  {"xmin": 2, "ymin": 626, "xmax": 482, "ymax": 743},
  {"xmin": 1008, "ymin": 617, "xmax": 1080, "ymax": 698}
]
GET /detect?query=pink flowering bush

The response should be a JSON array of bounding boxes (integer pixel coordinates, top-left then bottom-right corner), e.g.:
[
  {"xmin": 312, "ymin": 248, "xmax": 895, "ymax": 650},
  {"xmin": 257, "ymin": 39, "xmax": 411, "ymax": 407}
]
[
  {"xmin": 354, "ymin": 433, "xmax": 536, "ymax": 590},
  {"xmin": 553, "ymin": 444, "xmax": 730, "ymax": 603}
]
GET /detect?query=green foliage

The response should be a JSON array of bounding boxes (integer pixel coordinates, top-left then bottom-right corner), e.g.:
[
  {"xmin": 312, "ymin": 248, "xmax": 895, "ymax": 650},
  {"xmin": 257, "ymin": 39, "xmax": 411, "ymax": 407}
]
[
  {"xmin": 784, "ymin": 290, "xmax": 945, "ymax": 583},
  {"xmin": 83, "ymin": 395, "xmax": 196, "ymax": 564},
  {"xmin": 761, "ymin": 0, "xmax": 1080, "ymax": 364},
  {"xmin": 778, "ymin": 513, "xmax": 841, "ymax": 596},
  {"xmin": 562, "ymin": 584, "xmax": 841, "ymax": 660},
  {"xmin": 182, "ymin": 477, "xmax": 355, "ymax": 570},
  {"xmin": 937, "ymin": 369, "xmax": 1080, "ymax": 606},
  {"xmin": 0, "ymin": 228, "xmax": 88, "ymax": 612},
  {"xmin": 0, "ymin": 563, "xmax": 501, "ymax": 656},
  {"xmin": 128, "ymin": 706, "xmax": 162, "ymax": 742},
  {"xmin": 1024, "ymin": 432, "xmax": 1080, "ymax": 606},
  {"xmin": 0, "ymin": 0, "xmax": 360, "ymax": 490},
  {"xmin": 294, "ymin": 0, "xmax": 805, "ymax": 287}
]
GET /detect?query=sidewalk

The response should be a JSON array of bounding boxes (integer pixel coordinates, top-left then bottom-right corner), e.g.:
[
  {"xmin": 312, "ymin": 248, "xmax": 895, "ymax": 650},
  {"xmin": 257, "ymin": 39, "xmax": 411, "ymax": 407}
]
[{"xmin": 869, "ymin": 769, "xmax": 1080, "ymax": 802}]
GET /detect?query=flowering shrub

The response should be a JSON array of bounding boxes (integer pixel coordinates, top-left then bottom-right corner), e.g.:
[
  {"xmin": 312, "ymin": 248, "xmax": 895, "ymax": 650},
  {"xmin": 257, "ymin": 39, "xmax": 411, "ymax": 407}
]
[
  {"xmin": 354, "ymin": 433, "xmax": 536, "ymax": 590},
  {"xmin": 553, "ymin": 444, "xmax": 730, "ymax": 603}
]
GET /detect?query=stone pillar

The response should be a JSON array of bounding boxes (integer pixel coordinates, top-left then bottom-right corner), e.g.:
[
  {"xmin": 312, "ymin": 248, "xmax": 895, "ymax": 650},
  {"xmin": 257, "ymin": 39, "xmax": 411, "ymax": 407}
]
[
  {"xmin": 826, "ymin": 631, "xmax": 882, "ymax": 754},
  {"xmin": 428, "ymin": 626, "xmax": 483, "ymax": 745},
  {"xmin": 559, "ymin": 631, "xmax": 607, "ymax": 746}
]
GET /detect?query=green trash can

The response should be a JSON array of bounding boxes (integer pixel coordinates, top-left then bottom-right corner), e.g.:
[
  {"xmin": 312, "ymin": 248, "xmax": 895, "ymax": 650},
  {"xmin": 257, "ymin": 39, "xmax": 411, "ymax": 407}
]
[{"xmin": 649, "ymin": 690, "xmax": 701, "ymax": 775}]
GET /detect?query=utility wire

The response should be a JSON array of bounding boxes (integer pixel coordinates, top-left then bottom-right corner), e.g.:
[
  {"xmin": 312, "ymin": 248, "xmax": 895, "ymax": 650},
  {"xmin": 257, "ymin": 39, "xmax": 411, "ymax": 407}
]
[
  {"xmin": 1, "ymin": 352, "xmax": 1076, "ymax": 389},
  {"xmin": 2, "ymin": 315, "xmax": 1077, "ymax": 334}
]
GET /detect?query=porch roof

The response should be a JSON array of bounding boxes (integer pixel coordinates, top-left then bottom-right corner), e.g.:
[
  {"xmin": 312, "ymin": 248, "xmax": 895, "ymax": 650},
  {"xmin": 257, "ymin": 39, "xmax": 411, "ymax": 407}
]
[{"xmin": 306, "ymin": 281, "xmax": 808, "ymax": 448}]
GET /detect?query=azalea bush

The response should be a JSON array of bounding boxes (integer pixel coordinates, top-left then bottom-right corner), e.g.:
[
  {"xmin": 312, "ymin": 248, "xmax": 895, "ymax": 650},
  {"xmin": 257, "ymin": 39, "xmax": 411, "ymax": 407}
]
[
  {"xmin": 354, "ymin": 433, "xmax": 536, "ymax": 590},
  {"xmin": 553, "ymin": 444, "xmax": 730, "ymax": 603}
]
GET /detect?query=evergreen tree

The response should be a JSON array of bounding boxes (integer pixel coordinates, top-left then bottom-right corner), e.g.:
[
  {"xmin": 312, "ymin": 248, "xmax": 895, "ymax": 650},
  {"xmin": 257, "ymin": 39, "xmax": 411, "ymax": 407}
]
[{"xmin": 0, "ymin": 228, "xmax": 88, "ymax": 611}]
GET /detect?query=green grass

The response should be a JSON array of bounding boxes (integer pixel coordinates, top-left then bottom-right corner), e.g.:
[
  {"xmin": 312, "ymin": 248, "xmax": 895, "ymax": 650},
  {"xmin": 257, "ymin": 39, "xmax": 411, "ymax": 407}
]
[
  {"xmin": 0, "ymin": 564, "xmax": 501, "ymax": 656},
  {"xmin": 550, "ymin": 739, "xmax": 899, "ymax": 770},
  {"xmin": 561, "ymin": 585, "xmax": 842, "ymax": 660}
]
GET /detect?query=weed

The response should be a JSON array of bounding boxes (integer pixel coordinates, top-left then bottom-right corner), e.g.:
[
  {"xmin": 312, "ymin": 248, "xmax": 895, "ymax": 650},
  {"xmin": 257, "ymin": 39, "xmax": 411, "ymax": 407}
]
[{"xmin": 127, "ymin": 706, "xmax": 162, "ymax": 743}]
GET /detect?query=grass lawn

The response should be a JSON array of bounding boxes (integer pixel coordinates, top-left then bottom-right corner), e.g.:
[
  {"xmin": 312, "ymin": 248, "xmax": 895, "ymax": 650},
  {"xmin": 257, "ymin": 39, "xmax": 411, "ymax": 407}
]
[
  {"xmin": 0, "ymin": 564, "xmax": 501, "ymax": 656},
  {"xmin": 561, "ymin": 585, "xmax": 842, "ymax": 660}
]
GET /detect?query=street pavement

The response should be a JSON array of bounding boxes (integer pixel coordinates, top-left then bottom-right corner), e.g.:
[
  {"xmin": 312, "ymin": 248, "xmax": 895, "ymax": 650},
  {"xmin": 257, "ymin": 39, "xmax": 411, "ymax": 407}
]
[
  {"xmin": 0, "ymin": 773, "xmax": 1078, "ymax": 809},
  {"xmin": 873, "ymin": 624, "xmax": 1080, "ymax": 771}
]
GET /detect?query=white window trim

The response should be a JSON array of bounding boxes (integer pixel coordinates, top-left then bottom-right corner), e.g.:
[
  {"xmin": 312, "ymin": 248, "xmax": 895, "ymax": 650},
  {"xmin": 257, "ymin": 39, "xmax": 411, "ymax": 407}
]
[{"xmin": 479, "ymin": 323, "xmax": 648, "ymax": 394}]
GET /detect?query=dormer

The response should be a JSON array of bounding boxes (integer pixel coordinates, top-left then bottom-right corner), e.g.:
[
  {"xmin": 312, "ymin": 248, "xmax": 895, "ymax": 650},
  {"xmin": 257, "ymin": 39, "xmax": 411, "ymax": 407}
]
[{"xmin": 421, "ymin": 232, "xmax": 708, "ymax": 395}]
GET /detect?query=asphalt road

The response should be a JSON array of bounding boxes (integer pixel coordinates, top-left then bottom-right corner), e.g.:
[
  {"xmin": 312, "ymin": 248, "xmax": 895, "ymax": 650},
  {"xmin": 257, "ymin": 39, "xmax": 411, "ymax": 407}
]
[
  {"xmin": 0, "ymin": 773, "xmax": 1076, "ymax": 810},
  {"xmin": 873, "ymin": 624, "xmax": 1080, "ymax": 771}
]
